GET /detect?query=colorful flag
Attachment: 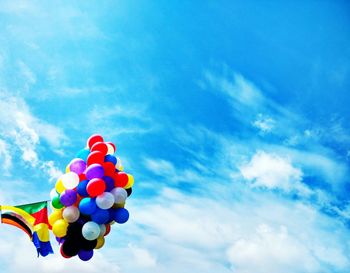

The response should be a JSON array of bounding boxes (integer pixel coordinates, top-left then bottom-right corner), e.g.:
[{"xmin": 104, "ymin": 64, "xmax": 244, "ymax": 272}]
[{"xmin": 0, "ymin": 201, "xmax": 53, "ymax": 257}]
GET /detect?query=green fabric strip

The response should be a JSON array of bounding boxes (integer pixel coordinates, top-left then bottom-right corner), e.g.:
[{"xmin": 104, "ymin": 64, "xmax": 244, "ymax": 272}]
[{"xmin": 16, "ymin": 201, "xmax": 47, "ymax": 215}]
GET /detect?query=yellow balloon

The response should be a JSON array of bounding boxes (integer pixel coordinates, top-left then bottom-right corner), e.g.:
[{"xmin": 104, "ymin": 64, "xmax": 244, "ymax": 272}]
[
  {"xmin": 95, "ymin": 236, "xmax": 105, "ymax": 249},
  {"xmin": 48, "ymin": 209, "xmax": 63, "ymax": 226},
  {"xmin": 124, "ymin": 174, "xmax": 134, "ymax": 189},
  {"xmin": 65, "ymin": 164, "xmax": 70, "ymax": 173},
  {"xmin": 113, "ymin": 202, "xmax": 125, "ymax": 208},
  {"xmin": 52, "ymin": 219, "xmax": 68, "ymax": 237},
  {"xmin": 55, "ymin": 179, "xmax": 65, "ymax": 194}
]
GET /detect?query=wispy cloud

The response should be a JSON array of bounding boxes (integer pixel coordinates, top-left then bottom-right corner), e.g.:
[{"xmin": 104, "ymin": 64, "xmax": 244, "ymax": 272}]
[
  {"xmin": 203, "ymin": 69, "xmax": 264, "ymax": 108},
  {"xmin": 18, "ymin": 60, "xmax": 36, "ymax": 91},
  {"xmin": 143, "ymin": 158, "xmax": 203, "ymax": 184},
  {"xmin": 199, "ymin": 65, "xmax": 350, "ymax": 189},
  {"xmin": 81, "ymin": 104, "xmax": 156, "ymax": 139},
  {"xmin": 252, "ymin": 113, "xmax": 275, "ymax": 133},
  {"xmin": 0, "ymin": 138, "xmax": 12, "ymax": 174},
  {"xmin": 200, "ymin": 67, "xmax": 307, "ymax": 142},
  {"xmin": 0, "ymin": 92, "xmax": 65, "ymax": 180}
]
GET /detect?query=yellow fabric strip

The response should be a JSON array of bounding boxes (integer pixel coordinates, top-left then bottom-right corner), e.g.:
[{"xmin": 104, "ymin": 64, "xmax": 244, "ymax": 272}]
[
  {"xmin": 33, "ymin": 223, "xmax": 50, "ymax": 242},
  {"xmin": 0, "ymin": 205, "xmax": 36, "ymax": 226}
]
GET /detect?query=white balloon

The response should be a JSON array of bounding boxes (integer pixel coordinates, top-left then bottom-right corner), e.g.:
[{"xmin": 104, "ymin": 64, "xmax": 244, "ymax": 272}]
[
  {"xmin": 50, "ymin": 188, "xmax": 58, "ymax": 199},
  {"xmin": 96, "ymin": 192, "xmax": 115, "ymax": 209},
  {"xmin": 115, "ymin": 158, "xmax": 122, "ymax": 170},
  {"xmin": 111, "ymin": 187, "xmax": 127, "ymax": 204},
  {"xmin": 99, "ymin": 224, "xmax": 106, "ymax": 237},
  {"xmin": 82, "ymin": 221, "xmax": 100, "ymax": 241},
  {"xmin": 61, "ymin": 172, "xmax": 79, "ymax": 189},
  {"xmin": 62, "ymin": 206, "xmax": 80, "ymax": 223},
  {"xmin": 106, "ymin": 143, "xmax": 115, "ymax": 155}
]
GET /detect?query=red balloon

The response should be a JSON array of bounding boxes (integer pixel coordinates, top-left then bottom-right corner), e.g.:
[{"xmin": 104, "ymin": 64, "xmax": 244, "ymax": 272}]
[
  {"xmin": 87, "ymin": 134, "xmax": 104, "ymax": 149},
  {"xmin": 103, "ymin": 162, "xmax": 116, "ymax": 177},
  {"xmin": 91, "ymin": 142, "xmax": 108, "ymax": 155},
  {"xmin": 60, "ymin": 245, "xmax": 72, "ymax": 259},
  {"xmin": 114, "ymin": 172, "xmax": 128, "ymax": 188},
  {"xmin": 87, "ymin": 178, "xmax": 106, "ymax": 197},
  {"xmin": 79, "ymin": 173, "xmax": 87, "ymax": 181},
  {"xmin": 104, "ymin": 224, "xmax": 111, "ymax": 236},
  {"xmin": 87, "ymin": 151, "xmax": 104, "ymax": 166},
  {"xmin": 74, "ymin": 194, "xmax": 83, "ymax": 207}
]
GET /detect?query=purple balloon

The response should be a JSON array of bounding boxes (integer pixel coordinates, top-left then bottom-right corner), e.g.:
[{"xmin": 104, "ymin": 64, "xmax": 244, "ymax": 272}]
[
  {"xmin": 103, "ymin": 176, "xmax": 115, "ymax": 192},
  {"xmin": 85, "ymin": 164, "xmax": 104, "ymax": 180},
  {"xmin": 70, "ymin": 158, "xmax": 87, "ymax": 175},
  {"xmin": 78, "ymin": 249, "xmax": 94, "ymax": 261},
  {"xmin": 56, "ymin": 236, "xmax": 65, "ymax": 245},
  {"xmin": 60, "ymin": 189, "xmax": 77, "ymax": 206}
]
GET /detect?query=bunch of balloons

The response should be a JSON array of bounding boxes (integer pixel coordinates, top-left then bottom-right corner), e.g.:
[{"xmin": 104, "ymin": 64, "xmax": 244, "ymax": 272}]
[{"xmin": 48, "ymin": 134, "xmax": 134, "ymax": 261}]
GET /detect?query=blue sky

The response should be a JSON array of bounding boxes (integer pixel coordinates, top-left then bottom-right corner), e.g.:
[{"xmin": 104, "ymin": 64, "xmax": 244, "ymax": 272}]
[{"xmin": 0, "ymin": 1, "xmax": 350, "ymax": 272}]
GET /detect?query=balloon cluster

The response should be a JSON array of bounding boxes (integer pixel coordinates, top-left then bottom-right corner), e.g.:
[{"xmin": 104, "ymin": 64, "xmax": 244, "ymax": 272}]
[{"xmin": 48, "ymin": 134, "xmax": 134, "ymax": 261}]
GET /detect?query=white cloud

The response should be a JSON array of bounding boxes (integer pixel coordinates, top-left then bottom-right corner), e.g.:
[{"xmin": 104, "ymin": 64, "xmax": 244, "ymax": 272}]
[
  {"xmin": 121, "ymin": 187, "xmax": 350, "ymax": 273},
  {"xmin": 239, "ymin": 151, "xmax": 312, "ymax": 196},
  {"xmin": 227, "ymin": 224, "xmax": 320, "ymax": 273},
  {"xmin": 0, "ymin": 232, "xmax": 121, "ymax": 273},
  {"xmin": 128, "ymin": 244, "xmax": 157, "ymax": 267}
]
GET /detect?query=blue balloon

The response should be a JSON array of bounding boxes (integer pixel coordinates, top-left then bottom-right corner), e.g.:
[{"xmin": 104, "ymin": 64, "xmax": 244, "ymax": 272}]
[
  {"xmin": 79, "ymin": 198, "xmax": 97, "ymax": 215},
  {"xmin": 107, "ymin": 208, "xmax": 116, "ymax": 223},
  {"xmin": 103, "ymin": 176, "xmax": 115, "ymax": 192},
  {"xmin": 78, "ymin": 249, "xmax": 94, "ymax": 261},
  {"xmin": 76, "ymin": 148, "xmax": 90, "ymax": 162},
  {"xmin": 91, "ymin": 208, "xmax": 110, "ymax": 224},
  {"xmin": 77, "ymin": 180, "xmax": 89, "ymax": 197},
  {"xmin": 104, "ymin": 154, "xmax": 117, "ymax": 165},
  {"xmin": 112, "ymin": 208, "xmax": 129, "ymax": 224}
]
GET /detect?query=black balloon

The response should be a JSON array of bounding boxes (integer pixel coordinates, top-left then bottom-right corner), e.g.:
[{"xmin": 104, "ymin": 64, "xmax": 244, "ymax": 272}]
[
  {"xmin": 126, "ymin": 187, "xmax": 132, "ymax": 197},
  {"xmin": 66, "ymin": 223, "xmax": 84, "ymax": 243},
  {"xmin": 78, "ymin": 214, "xmax": 91, "ymax": 224},
  {"xmin": 80, "ymin": 238, "xmax": 97, "ymax": 250},
  {"xmin": 61, "ymin": 240, "xmax": 80, "ymax": 257},
  {"xmin": 67, "ymin": 222, "xmax": 83, "ymax": 234}
]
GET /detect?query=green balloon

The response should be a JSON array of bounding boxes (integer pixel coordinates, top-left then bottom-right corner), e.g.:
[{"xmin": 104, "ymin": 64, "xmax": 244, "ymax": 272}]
[{"xmin": 52, "ymin": 195, "xmax": 64, "ymax": 209}]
